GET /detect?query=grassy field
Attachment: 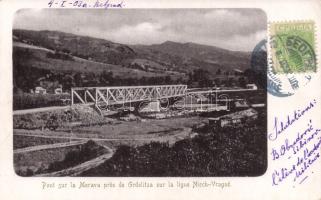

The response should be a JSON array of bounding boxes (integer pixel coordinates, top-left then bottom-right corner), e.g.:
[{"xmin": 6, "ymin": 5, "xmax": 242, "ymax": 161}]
[
  {"xmin": 13, "ymin": 135, "xmax": 73, "ymax": 150},
  {"xmin": 13, "ymin": 46, "xmax": 174, "ymax": 78},
  {"xmin": 14, "ymin": 115, "xmax": 206, "ymax": 148}
]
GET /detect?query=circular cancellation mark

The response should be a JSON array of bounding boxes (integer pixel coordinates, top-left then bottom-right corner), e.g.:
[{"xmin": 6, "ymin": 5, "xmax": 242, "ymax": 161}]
[{"xmin": 251, "ymin": 38, "xmax": 314, "ymax": 97}]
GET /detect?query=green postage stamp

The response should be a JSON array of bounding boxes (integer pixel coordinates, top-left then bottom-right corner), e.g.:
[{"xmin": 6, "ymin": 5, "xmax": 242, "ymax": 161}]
[
  {"xmin": 270, "ymin": 21, "xmax": 316, "ymax": 74},
  {"xmin": 268, "ymin": 21, "xmax": 317, "ymax": 97}
]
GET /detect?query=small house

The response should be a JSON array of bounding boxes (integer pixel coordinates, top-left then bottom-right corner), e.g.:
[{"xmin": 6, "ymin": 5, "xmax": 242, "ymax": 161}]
[
  {"xmin": 208, "ymin": 108, "xmax": 258, "ymax": 128},
  {"xmin": 35, "ymin": 86, "xmax": 47, "ymax": 94},
  {"xmin": 234, "ymin": 99, "xmax": 249, "ymax": 108},
  {"xmin": 54, "ymin": 88, "xmax": 63, "ymax": 94},
  {"xmin": 246, "ymin": 83, "xmax": 258, "ymax": 90}
]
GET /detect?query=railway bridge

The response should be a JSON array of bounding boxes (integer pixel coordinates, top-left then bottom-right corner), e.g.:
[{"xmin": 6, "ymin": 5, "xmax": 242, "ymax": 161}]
[
  {"xmin": 71, "ymin": 85, "xmax": 258, "ymax": 115},
  {"xmin": 71, "ymin": 85, "xmax": 188, "ymax": 114}
]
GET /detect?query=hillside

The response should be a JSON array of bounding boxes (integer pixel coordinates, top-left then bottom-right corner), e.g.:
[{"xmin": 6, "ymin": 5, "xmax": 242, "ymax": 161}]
[
  {"xmin": 13, "ymin": 44, "xmax": 178, "ymax": 93},
  {"xmin": 13, "ymin": 43, "xmax": 169, "ymax": 77},
  {"xmin": 13, "ymin": 29, "xmax": 251, "ymax": 76},
  {"xmin": 13, "ymin": 29, "xmax": 136, "ymax": 65},
  {"xmin": 133, "ymin": 41, "xmax": 251, "ymax": 73}
]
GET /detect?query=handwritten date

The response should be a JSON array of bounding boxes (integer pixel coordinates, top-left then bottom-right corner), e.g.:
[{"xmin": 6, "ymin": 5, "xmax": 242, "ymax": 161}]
[{"xmin": 48, "ymin": 0, "xmax": 125, "ymax": 9}]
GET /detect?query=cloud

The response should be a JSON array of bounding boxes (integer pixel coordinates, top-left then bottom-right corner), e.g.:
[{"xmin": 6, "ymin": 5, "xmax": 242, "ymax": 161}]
[
  {"xmin": 13, "ymin": 9, "xmax": 267, "ymax": 51},
  {"xmin": 106, "ymin": 22, "xmax": 164, "ymax": 44},
  {"xmin": 211, "ymin": 30, "xmax": 267, "ymax": 51}
]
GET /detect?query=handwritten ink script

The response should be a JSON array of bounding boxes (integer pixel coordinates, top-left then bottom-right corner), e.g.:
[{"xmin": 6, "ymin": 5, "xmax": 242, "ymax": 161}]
[
  {"xmin": 48, "ymin": 0, "xmax": 125, "ymax": 8},
  {"xmin": 270, "ymin": 99, "xmax": 321, "ymax": 187}
]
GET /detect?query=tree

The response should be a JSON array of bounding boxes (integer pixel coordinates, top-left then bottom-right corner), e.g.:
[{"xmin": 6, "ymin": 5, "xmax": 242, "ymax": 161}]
[
  {"xmin": 226, "ymin": 77, "xmax": 234, "ymax": 87},
  {"xmin": 192, "ymin": 69, "xmax": 211, "ymax": 88},
  {"xmin": 238, "ymin": 77, "xmax": 247, "ymax": 88},
  {"xmin": 176, "ymin": 77, "xmax": 185, "ymax": 84},
  {"xmin": 99, "ymin": 71, "xmax": 114, "ymax": 86},
  {"xmin": 62, "ymin": 75, "xmax": 75, "ymax": 90},
  {"xmin": 213, "ymin": 78, "xmax": 221, "ymax": 87},
  {"xmin": 139, "ymin": 76, "xmax": 147, "ymax": 85},
  {"xmin": 74, "ymin": 72, "xmax": 84, "ymax": 87},
  {"xmin": 164, "ymin": 76, "xmax": 172, "ymax": 84}
]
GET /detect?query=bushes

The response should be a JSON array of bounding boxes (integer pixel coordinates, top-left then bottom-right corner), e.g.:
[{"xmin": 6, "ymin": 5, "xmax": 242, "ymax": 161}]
[
  {"xmin": 13, "ymin": 110, "xmax": 69, "ymax": 130},
  {"xmin": 13, "ymin": 107, "xmax": 107, "ymax": 130},
  {"xmin": 13, "ymin": 113, "xmax": 46, "ymax": 130},
  {"xmin": 13, "ymin": 93, "xmax": 70, "ymax": 110},
  {"xmin": 46, "ymin": 51, "xmax": 74, "ymax": 61},
  {"xmin": 45, "ymin": 140, "xmax": 107, "ymax": 173}
]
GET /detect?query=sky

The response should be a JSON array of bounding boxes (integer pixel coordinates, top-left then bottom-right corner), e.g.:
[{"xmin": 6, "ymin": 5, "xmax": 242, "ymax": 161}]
[{"xmin": 13, "ymin": 9, "xmax": 267, "ymax": 51}]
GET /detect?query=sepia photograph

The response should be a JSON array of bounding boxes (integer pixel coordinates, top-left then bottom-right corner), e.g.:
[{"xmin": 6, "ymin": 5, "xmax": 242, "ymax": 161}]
[{"xmin": 12, "ymin": 8, "xmax": 268, "ymax": 177}]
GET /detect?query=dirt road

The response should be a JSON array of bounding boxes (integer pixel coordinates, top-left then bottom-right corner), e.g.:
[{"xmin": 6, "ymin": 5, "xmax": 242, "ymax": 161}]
[
  {"xmin": 13, "ymin": 106, "xmax": 70, "ymax": 115},
  {"xmin": 14, "ymin": 140, "xmax": 87, "ymax": 154}
]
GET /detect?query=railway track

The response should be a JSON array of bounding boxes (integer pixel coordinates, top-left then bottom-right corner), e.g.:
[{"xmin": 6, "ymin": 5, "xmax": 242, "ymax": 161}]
[{"xmin": 13, "ymin": 140, "xmax": 87, "ymax": 154}]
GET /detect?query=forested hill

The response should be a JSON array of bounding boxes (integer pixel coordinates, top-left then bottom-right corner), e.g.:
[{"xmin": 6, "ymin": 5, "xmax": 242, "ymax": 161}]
[{"xmin": 13, "ymin": 29, "xmax": 251, "ymax": 76}]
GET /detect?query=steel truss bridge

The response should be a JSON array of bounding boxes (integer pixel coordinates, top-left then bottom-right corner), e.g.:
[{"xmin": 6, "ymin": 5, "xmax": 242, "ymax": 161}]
[
  {"xmin": 71, "ymin": 85, "xmax": 187, "ymax": 114},
  {"xmin": 71, "ymin": 84, "xmax": 257, "ymax": 115}
]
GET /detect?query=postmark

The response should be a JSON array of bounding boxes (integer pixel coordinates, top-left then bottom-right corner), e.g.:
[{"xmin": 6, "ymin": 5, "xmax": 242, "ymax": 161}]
[
  {"xmin": 251, "ymin": 39, "xmax": 298, "ymax": 97},
  {"xmin": 268, "ymin": 21, "xmax": 317, "ymax": 97},
  {"xmin": 251, "ymin": 39, "xmax": 268, "ymax": 91}
]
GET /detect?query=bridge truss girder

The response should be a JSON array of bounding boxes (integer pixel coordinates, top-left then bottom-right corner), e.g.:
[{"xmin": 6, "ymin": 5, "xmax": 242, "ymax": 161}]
[{"xmin": 71, "ymin": 85, "xmax": 187, "ymax": 114}]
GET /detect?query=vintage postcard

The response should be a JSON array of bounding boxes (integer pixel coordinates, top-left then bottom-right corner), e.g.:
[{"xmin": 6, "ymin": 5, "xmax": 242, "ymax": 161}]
[
  {"xmin": 12, "ymin": 8, "xmax": 267, "ymax": 177},
  {"xmin": 0, "ymin": 0, "xmax": 321, "ymax": 200}
]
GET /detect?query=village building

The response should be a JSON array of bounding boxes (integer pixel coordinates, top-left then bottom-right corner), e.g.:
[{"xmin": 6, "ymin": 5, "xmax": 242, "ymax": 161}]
[
  {"xmin": 54, "ymin": 88, "xmax": 63, "ymax": 94},
  {"xmin": 246, "ymin": 83, "xmax": 258, "ymax": 90},
  {"xmin": 208, "ymin": 108, "xmax": 258, "ymax": 128},
  {"xmin": 34, "ymin": 86, "xmax": 47, "ymax": 94}
]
